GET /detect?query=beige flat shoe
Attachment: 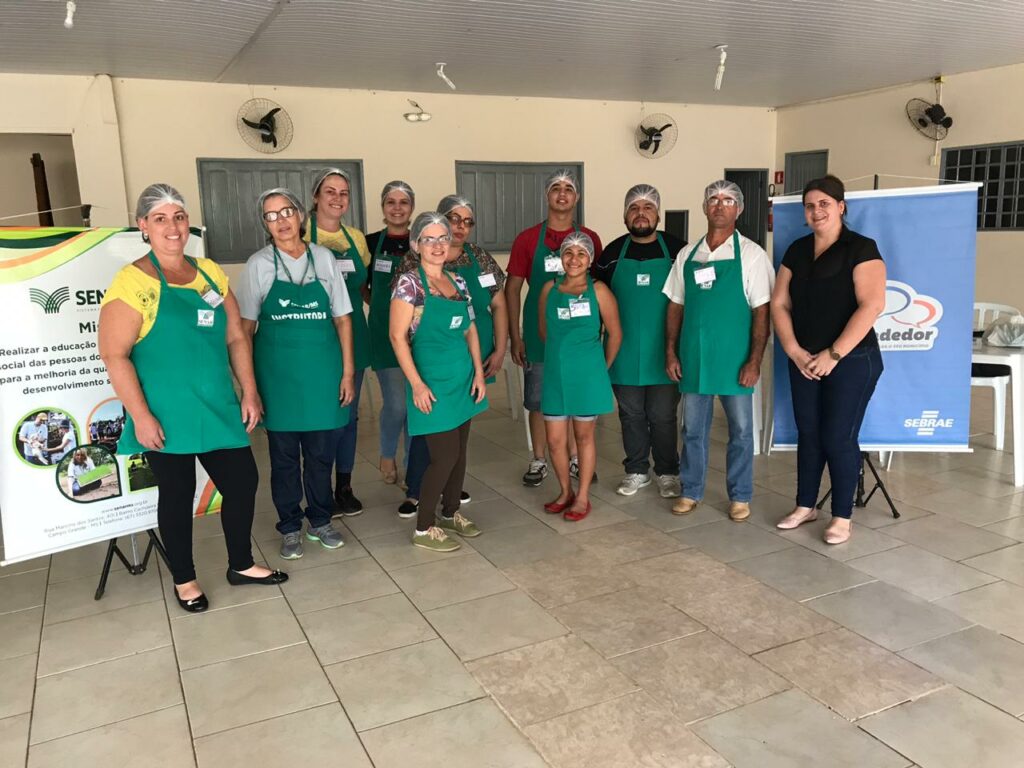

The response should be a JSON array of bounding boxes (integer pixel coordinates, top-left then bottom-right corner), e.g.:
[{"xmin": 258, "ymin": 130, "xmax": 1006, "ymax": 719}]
[
  {"xmin": 729, "ymin": 501, "xmax": 750, "ymax": 522},
  {"xmin": 379, "ymin": 458, "xmax": 398, "ymax": 485},
  {"xmin": 823, "ymin": 518, "xmax": 852, "ymax": 545},
  {"xmin": 672, "ymin": 497, "xmax": 699, "ymax": 516},
  {"xmin": 776, "ymin": 506, "xmax": 818, "ymax": 530}
]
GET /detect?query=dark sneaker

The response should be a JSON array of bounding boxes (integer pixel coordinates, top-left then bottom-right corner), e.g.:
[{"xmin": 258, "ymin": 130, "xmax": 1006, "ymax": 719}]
[
  {"xmin": 305, "ymin": 523, "xmax": 345, "ymax": 549},
  {"xmin": 460, "ymin": 490, "xmax": 471, "ymax": 504},
  {"xmin": 523, "ymin": 459, "xmax": 548, "ymax": 487},
  {"xmin": 333, "ymin": 485, "xmax": 364, "ymax": 518},
  {"xmin": 569, "ymin": 457, "xmax": 598, "ymax": 482},
  {"xmin": 279, "ymin": 531, "xmax": 303, "ymax": 560},
  {"xmin": 398, "ymin": 499, "xmax": 419, "ymax": 519}
]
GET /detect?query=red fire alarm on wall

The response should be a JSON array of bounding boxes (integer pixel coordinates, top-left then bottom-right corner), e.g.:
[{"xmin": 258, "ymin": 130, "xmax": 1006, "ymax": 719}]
[{"xmin": 774, "ymin": 171, "xmax": 784, "ymax": 184}]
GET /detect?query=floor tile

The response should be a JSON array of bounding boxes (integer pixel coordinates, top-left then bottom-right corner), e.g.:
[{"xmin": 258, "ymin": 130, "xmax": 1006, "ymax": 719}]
[
  {"xmin": 31, "ymin": 646, "xmax": 182, "ymax": 745},
  {"xmin": 612, "ymin": 631, "xmax": 789, "ymax": 724},
  {"xmin": 732, "ymin": 547, "xmax": 875, "ymax": 601},
  {"xmin": 43, "ymin": 566, "xmax": 162, "ymax": 625},
  {"xmin": 913, "ymin": 486, "xmax": 1022, "ymax": 526},
  {"xmin": 929, "ymin": 468, "xmax": 1023, "ymax": 501},
  {"xmin": 848, "ymin": 545, "xmax": 999, "ymax": 601},
  {"xmin": 694, "ymin": 689, "xmax": 911, "ymax": 768},
  {"xmin": 181, "ymin": 643, "xmax": 336, "ymax": 738},
  {"xmin": 672, "ymin": 520, "xmax": 794, "ymax": 563},
  {"xmin": 325, "ymin": 639, "xmax": 483, "ymax": 731},
  {"xmin": 278, "ymin": 557, "xmax": 398, "ymax": 614},
  {"xmin": 468, "ymin": 519, "xmax": 581, "ymax": 568},
  {"xmin": 681, "ymin": 583, "xmax": 836, "ymax": 654},
  {"xmin": 359, "ymin": 529, "xmax": 477, "ymax": 571},
  {"xmin": 0, "ymin": 655, "xmax": 36, "ymax": 719},
  {"xmin": 0, "ymin": 570, "xmax": 47, "ymax": 615},
  {"xmin": 808, "ymin": 581, "xmax": 971, "ymax": 651},
  {"xmin": 360, "ymin": 698, "xmax": 547, "ymax": 768},
  {"xmin": 884, "ymin": 515, "xmax": 1016, "ymax": 561},
  {"xmin": 0, "ymin": 608, "xmax": 43, "ymax": 662},
  {"xmin": 525, "ymin": 691, "xmax": 729, "ymax": 768},
  {"xmin": 467, "ymin": 635, "xmax": 638, "ymax": 726},
  {"xmin": 0, "ymin": 555, "xmax": 49, "ymax": 576},
  {"xmin": 37, "ymin": 600, "xmax": 170, "ymax": 676},
  {"xmin": 860, "ymin": 687, "xmax": 1024, "ymax": 768},
  {"xmin": 563, "ymin": 520, "xmax": 684, "ymax": 564},
  {"xmin": 774, "ymin": 516, "xmax": 902, "ymax": 561},
  {"xmin": 936, "ymin": 581, "xmax": 1024, "ymax": 642},
  {"xmin": 299, "ymin": 593, "xmax": 436, "ymax": 664},
  {"xmin": 425, "ymin": 590, "xmax": 567, "ymax": 661},
  {"xmin": 901, "ymin": 626, "xmax": 1024, "ymax": 716},
  {"xmin": 193, "ymin": 702, "xmax": 372, "ymax": 768},
  {"xmin": 0, "ymin": 714, "xmax": 29, "ymax": 768},
  {"xmin": 255, "ymin": 532, "xmax": 369, "ymax": 572},
  {"xmin": 501, "ymin": 553, "xmax": 635, "ymax": 609},
  {"xmin": 171, "ymin": 597, "xmax": 306, "ymax": 669},
  {"xmin": 983, "ymin": 516, "xmax": 1024, "ymax": 542},
  {"xmin": 47, "ymin": 540, "xmax": 115, "ymax": 583},
  {"xmin": 756, "ymin": 628, "xmax": 944, "ymax": 720},
  {"xmin": 389, "ymin": 552, "xmax": 514, "ymax": 611},
  {"xmin": 339, "ymin": 504, "xmax": 417, "ymax": 540},
  {"xmin": 615, "ymin": 550, "xmax": 757, "ymax": 605},
  {"xmin": 551, "ymin": 587, "xmax": 704, "ymax": 657},
  {"xmin": 28, "ymin": 706, "xmax": 195, "ymax": 768},
  {"xmin": 962, "ymin": 543, "xmax": 1024, "ymax": 587}
]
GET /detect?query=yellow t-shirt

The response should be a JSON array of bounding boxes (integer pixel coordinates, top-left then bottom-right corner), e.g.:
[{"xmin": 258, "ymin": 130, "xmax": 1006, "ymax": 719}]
[
  {"xmin": 101, "ymin": 258, "xmax": 230, "ymax": 343},
  {"xmin": 305, "ymin": 224, "xmax": 371, "ymax": 267}
]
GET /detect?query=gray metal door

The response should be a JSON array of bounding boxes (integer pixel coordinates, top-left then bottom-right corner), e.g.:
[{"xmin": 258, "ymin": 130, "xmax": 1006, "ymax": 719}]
[
  {"xmin": 197, "ymin": 159, "xmax": 365, "ymax": 263},
  {"xmin": 724, "ymin": 169, "xmax": 768, "ymax": 247},
  {"xmin": 784, "ymin": 150, "xmax": 828, "ymax": 196},
  {"xmin": 455, "ymin": 162, "xmax": 585, "ymax": 251}
]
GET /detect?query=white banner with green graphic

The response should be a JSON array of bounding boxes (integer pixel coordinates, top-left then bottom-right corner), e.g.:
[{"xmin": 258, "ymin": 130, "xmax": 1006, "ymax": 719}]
[{"xmin": 0, "ymin": 228, "xmax": 223, "ymax": 565}]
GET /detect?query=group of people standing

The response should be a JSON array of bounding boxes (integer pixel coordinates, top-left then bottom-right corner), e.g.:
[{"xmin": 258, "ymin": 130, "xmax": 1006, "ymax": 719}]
[{"xmin": 97, "ymin": 167, "xmax": 885, "ymax": 613}]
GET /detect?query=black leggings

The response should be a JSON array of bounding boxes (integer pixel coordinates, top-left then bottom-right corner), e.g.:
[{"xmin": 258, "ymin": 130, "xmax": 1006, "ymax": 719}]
[
  {"xmin": 146, "ymin": 447, "xmax": 258, "ymax": 584},
  {"xmin": 417, "ymin": 420, "xmax": 472, "ymax": 532}
]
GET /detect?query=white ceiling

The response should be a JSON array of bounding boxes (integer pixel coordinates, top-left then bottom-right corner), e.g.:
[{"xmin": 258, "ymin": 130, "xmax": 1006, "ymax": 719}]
[{"xmin": 3, "ymin": 0, "xmax": 1024, "ymax": 106}]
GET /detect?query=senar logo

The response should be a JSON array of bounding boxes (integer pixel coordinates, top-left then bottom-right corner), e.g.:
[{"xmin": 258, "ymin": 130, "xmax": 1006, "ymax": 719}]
[
  {"xmin": 904, "ymin": 410, "xmax": 954, "ymax": 436},
  {"xmin": 29, "ymin": 287, "xmax": 71, "ymax": 315},
  {"xmin": 875, "ymin": 281, "xmax": 943, "ymax": 351}
]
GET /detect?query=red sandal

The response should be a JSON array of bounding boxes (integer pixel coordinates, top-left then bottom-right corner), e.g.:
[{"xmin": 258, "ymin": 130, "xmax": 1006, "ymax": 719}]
[
  {"xmin": 563, "ymin": 501, "xmax": 592, "ymax": 522},
  {"xmin": 543, "ymin": 494, "xmax": 575, "ymax": 514}
]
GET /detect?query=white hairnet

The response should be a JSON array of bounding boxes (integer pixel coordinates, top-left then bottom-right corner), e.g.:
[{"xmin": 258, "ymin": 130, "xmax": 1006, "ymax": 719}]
[
  {"xmin": 257, "ymin": 187, "xmax": 307, "ymax": 235},
  {"xmin": 437, "ymin": 194, "xmax": 474, "ymax": 217},
  {"xmin": 545, "ymin": 169, "xmax": 578, "ymax": 193},
  {"xmin": 624, "ymin": 184, "xmax": 661, "ymax": 212},
  {"xmin": 135, "ymin": 183, "xmax": 186, "ymax": 220},
  {"xmin": 381, "ymin": 180, "xmax": 415, "ymax": 206},
  {"xmin": 312, "ymin": 168, "xmax": 351, "ymax": 198},
  {"xmin": 409, "ymin": 211, "xmax": 451, "ymax": 249},
  {"xmin": 559, "ymin": 231, "xmax": 595, "ymax": 262},
  {"xmin": 703, "ymin": 180, "xmax": 744, "ymax": 211}
]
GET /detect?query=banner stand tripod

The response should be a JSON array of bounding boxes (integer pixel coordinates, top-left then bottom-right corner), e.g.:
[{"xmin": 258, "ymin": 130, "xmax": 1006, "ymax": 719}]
[
  {"xmin": 94, "ymin": 529, "xmax": 169, "ymax": 600},
  {"xmin": 815, "ymin": 452, "xmax": 900, "ymax": 519}
]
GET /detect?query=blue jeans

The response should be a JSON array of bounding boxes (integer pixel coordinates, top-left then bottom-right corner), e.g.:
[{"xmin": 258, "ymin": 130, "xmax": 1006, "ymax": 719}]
[
  {"xmin": 268, "ymin": 428, "xmax": 341, "ymax": 535},
  {"xmin": 680, "ymin": 393, "xmax": 753, "ymax": 503},
  {"xmin": 376, "ymin": 367, "xmax": 410, "ymax": 464},
  {"xmin": 788, "ymin": 346, "xmax": 882, "ymax": 519},
  {"xmin": 404, "ymin": 435, "xmax": 431, "ymax": 500},
  {"xmin": 335, "ymin": 368, "xmax": 365, "ymax": 474}
]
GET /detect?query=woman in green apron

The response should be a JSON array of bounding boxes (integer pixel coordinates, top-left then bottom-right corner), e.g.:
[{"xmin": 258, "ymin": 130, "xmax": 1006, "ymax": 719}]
[
  {"xmin": 305, "ymin": 168, "xmax": 371, "ymax": 515},
  {"xmin": 366, "ymin": 181, "xmax": 415, "ymax": 485},
  {"xmin": 537, "ymin": 233, "xmax": 622, "ymax": 521},
  {"xmin": 99, "ymin": 183, "xmax": 286, "ymax": 614},
  {"xmin": 238, "ymin": 188, "xmax": 355, "ymax": 562},
  {"xmin": 390, "ymin": 212, "xmax": 488, "ymax": 552}
]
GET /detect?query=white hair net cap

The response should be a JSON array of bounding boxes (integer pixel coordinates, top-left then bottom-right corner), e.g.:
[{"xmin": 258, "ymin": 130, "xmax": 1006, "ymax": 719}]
[
  {"xmin": 703, "ymin": 180, "xmax": 744, "ymax": 210},
  {"xmin": 409, "ymin": 211, "xmax": 452, "ymax": 248},
  {"xmin": 624, "ymin": 184, "xmax": 661, "ymax": 212},
  {"xmin": 559, "ymin": 231, "xmax": 595, "ymax": 262},
  {"xmin": 135, "ymin": 183, "xmax": 186, "ymax": 220},
  {"xmin": 436, "ymin": 194, "xmax": 474, "ymax": 217},
  {"xmin": 381, "ymin": 180, "xmax": 415, "ymax": 206},
  {"xmin": 312, "ymin": 168, "xmax": 351, "ymax": 198},
  {"xmin": 257, "ymin": 187, "xmax": 307, "ymax": 234},
  {"xmin": 545, "ymin": 169, "xmax": 578, "ymax": 193}
]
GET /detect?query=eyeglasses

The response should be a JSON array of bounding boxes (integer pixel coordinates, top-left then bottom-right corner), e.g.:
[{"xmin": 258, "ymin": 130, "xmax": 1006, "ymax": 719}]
[
  {"xmin": 419, "ymin": 235, "xmax": 452, "ymax": 247},
  {"xmin": 707, "ymin": 197, "xmax": 738, "ymax": 208},
  {"xmin": 446, "ymin": 214, "xmax": 475, "ymax": 228},
  {"xmin": 263, "ymin": 206, "xmax": 297, "ymax": 222}
]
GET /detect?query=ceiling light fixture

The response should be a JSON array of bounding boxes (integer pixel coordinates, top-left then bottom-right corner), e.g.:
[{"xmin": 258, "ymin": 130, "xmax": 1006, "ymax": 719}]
[
  {"xmin": 436, "ymin": 63, "xmax": 456, "ymax": 91},
  {"xmin": 64, "ymin": 1, "xmax": 76, "ymax": 29},
  {"xmin": 713, "ymin": 44, "xmax": 728, "ymax": 91},
  {"xmin": 404, "ymin": 99, "xmax": 432, "ymax": 122}
]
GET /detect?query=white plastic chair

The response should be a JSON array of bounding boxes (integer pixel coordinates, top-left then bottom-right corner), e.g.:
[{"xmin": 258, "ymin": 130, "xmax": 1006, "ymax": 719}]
[{"xmin": 972, "ymin": 302, "xmax": 1022, "ymax": 451}]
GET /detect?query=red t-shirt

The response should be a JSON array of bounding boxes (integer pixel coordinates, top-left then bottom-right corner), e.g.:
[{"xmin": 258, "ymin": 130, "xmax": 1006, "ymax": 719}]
[{"xmin": 507, "ymin": 222, "xmax": 603, "ymax": 280}]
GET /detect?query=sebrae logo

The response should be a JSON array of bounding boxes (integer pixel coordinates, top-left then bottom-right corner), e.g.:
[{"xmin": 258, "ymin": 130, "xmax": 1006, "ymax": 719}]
[
  {"xmin": 904, "ymin": 410, "xmax": 954, "ymax": 436},
  {"xmin": 874, "ymin": 280, "xmax": 943, "ymax": 351},
  {"xmin": 29, "ymin": 286, "xmax": 71, "ymax": 315}
]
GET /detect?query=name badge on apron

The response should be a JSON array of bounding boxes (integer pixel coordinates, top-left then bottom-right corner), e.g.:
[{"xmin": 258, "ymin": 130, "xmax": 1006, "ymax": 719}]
[
  {"xmin": 197, "ymin": 309, "xmax": 215, "ymax": 328},
  {"xmin": 478, "ymin": 272, "xmax": 497, "ymax": 288},
  {"xmin": 557, "ymin": 307, "xmax": 571, "ymax": 320},
  {"xmin": 467, "ymin": 303, "xmax": 476, "ymax": 321},
  {"xmin": 544, "ymin": 255, "xmax": 564, "ymax": 274},
  {"xmin": 449, "ymin": 315, "xmax": 464, "ymax": 329},
  {"xmin": 569, "ymin": 299, "xmax": 592, "ymax": 318},
  {"xmin": 636, "ymin": 274, "xmax": 651, "ymax": 287},
  {"xmin": 338, "ymin": 259, "xmax": 356, "ymax": 274},
  {"xmin": 201, "ymin": 289, "xmax": 224, "ymax": 308},
  {"xmin": 693, "ymin": 265, "xmax": 716, "ymax": 290},
  {"xmin": 374, "ymin": 258, "xmax": 392, "ymax": 274}
]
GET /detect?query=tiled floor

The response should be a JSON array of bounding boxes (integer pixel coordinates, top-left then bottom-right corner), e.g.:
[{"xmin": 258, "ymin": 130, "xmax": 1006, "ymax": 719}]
[{"xmin": 3, "ymin": 378, "xmax": 1024, "ymax": 766}]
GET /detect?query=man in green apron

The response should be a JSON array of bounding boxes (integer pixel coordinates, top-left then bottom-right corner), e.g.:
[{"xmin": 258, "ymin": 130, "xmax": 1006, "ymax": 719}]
[
  {"xmin": 594, "ymin": 184, "xmax": 686, "ymax": 499},
  {"xmin": 663, "ymin": 180, "xmax": 774, "ymax": 522},
  {"xmin": 505, "ymin": 169, "xmax": 603, "ymax": 486}
]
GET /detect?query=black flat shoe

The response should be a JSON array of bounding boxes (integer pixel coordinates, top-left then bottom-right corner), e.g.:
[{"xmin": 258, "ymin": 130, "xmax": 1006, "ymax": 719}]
[
  {"xmin": 333, "ymin": 486, "xmax": 364, "ymax": 517},
  {"xmin": 175, "ymin": 592, "xmax": 209, "ymax": 613},
  {"xmin": 225, "ymin": 568, "xmax": 289, "ymax": 586}
]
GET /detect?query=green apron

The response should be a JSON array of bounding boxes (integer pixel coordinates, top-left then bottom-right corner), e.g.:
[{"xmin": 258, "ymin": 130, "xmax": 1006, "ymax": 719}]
[
  {"xmin": 453, "ymin": 244, "xmax": 497, "ymax": 383},
  {"xmin": 608, "ymin": 233, "xmax": 674, "ymax": 386},
  {"xmin": 117, "ymin": 253, "xmax": 249, "ymax": 455},
  {"xmin": 679, "ymin": 231, "xmax": 753, "ymax": 396},
  {"xmin": 309, "ymin": 214, "xmax": 370, "ymax": 371},
  {"xmin": 523, "ymin": 223, "xmax": 577, "ymax": 364},
  {"xmin": 368, "ymin": 232, "xmax": 404, "ymax": 370},
  {"xmin": 541, "ymin": 275, "xmax": 614, "ymax": 416},
  {"xmin": 406, "ymin": 266, "xmax": 489, "ymax": 436},
  {"xmin": 253, "ymin": 246, "xmax": 348, "ymax": 432}
]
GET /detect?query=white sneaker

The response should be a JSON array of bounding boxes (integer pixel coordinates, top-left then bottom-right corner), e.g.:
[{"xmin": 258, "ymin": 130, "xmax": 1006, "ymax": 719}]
[
  {"xmin": 656, "ymin": 475, "xmax": 681, "ymax": 498},
  {"xmin": 616, "ymin": 473, "xmax": 651, "ymax": 496}
]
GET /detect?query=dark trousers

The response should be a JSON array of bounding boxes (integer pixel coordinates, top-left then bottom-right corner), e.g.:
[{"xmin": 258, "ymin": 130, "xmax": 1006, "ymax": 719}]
[
  {"xmin": 146, "ymin": 447, "xmax": 258, "ymax": 584},
  {"xmin": 612, "ymin": 383, "xmax": 681, "ymax": 476},
  {"xmin": 418, "ymin": 420, "xmax": 472, "ymax": 531},
  {"xmin": 267, "ymin": 428, "xmax": 341, "ymax": 535},
  {"xmin": 405, "ymin": 435, "xmax": 431, "ymax": 500},
  {"xmin": 788, "ymin": 347, "xmax": 882, "ymax": 519}
]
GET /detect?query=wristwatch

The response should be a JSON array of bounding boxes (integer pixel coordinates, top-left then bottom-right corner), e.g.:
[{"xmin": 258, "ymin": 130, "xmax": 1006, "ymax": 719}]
[{"xmin": 828, "ymin": 346, "xmax": 841, "ymax": 361}]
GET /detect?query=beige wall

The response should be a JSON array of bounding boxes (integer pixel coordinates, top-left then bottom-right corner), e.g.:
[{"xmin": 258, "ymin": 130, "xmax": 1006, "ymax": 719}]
[
  {"xmin": 776, "ymin": 62, "xmax": 1024, "ymax": 307},
  {"xmin": 0, "ymin": 133, "xmax": 81, "ymax": 226}
]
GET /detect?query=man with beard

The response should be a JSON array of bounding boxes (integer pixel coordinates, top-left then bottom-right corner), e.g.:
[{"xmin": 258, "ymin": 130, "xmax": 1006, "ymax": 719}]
[
  {"xmin": 593, "ymin": 185, "xmax": 686, "ymax": 498},
  {"xmin": 663, "ymin": 180, "xmax": 774, "ymax": 522}
]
